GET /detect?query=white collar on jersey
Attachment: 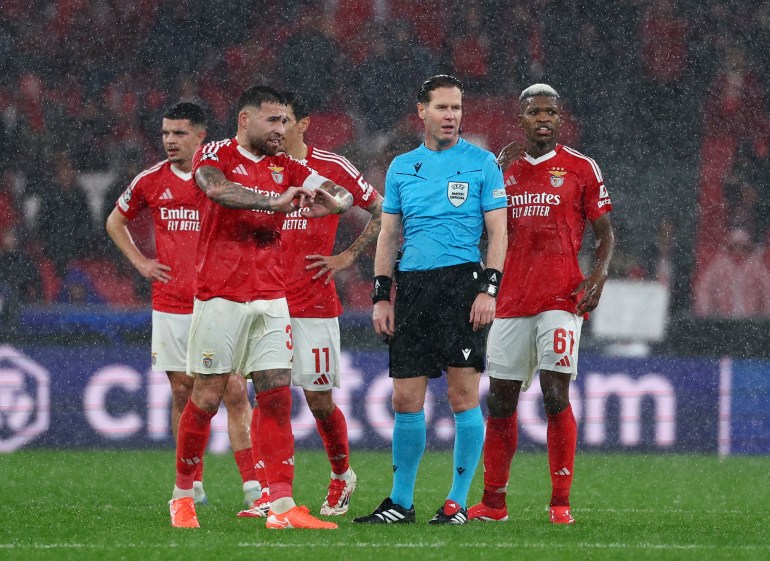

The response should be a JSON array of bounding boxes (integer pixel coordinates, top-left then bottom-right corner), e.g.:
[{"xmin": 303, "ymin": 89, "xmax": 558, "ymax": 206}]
[
  {"xmin": 169, "ymin": 164, "xmax": 192, "ymax": 181},
  {"xmin": 523, "ymin": 149, "xmax": 557, "ymax": 165},
  {"xmin": 237, "ymin": 144, "xmax": 265, "ymax": 163}
]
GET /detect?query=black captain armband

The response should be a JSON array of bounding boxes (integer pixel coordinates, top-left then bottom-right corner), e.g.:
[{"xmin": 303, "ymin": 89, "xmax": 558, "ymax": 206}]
[
  {"xmin": 371, "ymin": 275, "xmax": 393, "ymax": 304},
  {"xmin": 478, "ymin": 268, "xmax": 502, "ymax": 298}
]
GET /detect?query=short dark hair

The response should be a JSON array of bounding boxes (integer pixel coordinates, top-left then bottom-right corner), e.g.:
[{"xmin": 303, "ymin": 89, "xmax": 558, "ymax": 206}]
[
  {"xmin": 282, "ymin": 91, "xmax": 311, "ymax": 121},
  {"xmin": 237, "ymin": 85, "xmax": 285, "ymax": 113},
  {"xmin": 417, "ymin": 74, "xmax": 463, "ymax": 104},
  {"xmin": 163, "ymin": 102, "xmax": 207, "ymax": 128}
]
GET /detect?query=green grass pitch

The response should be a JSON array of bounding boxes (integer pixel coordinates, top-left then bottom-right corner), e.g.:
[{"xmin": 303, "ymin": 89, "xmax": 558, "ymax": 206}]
[{"xmin": 2, "ymin": 450, "xmax": 769, "ymax": 561}]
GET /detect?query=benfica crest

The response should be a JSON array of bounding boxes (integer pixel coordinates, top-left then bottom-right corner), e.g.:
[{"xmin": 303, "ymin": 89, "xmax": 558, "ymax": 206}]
[
  {"xmin": 268, "ymin": 166, "xmax": 284, "ymax": 184},
  {"xmin": 548, "ymin": 169, "xmax": 567, "ymax": 188},
  {"xmin": 447, "ymin": 181, "xmax": 469, "ymax": 207},
  {"xmin": 202, "ymin": 351, "xmax": 214, "ymax": 369}
]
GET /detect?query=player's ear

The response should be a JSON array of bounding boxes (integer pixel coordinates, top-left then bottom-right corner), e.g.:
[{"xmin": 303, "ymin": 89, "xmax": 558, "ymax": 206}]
[
  {"xmin": 417, "ymin": 102, "xmax": 426, "ymax": 121},
  {"xmin": 238, "ymin": 109, "xmax": 249, "ymax": 130},
  {"xmin": 299, "ymin": 117, "xmax": 310, "ymax": 134}
]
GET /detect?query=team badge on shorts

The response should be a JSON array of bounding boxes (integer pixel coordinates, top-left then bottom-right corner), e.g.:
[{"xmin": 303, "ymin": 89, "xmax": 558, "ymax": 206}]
[
  {"xmin": 201, "ymin": 351, "xmax": 214, "ymax": 369},
  {"xmin": 447, "ymin": 181, "xmax": 469, "ymax": 207},
  {"xmin": 151, "ymin": 352, "xmax": 157, "ymax": 366},
  {"xmin": 268, "ymin": 166, "xmax": 284, "ymax": 184},
  {"xmin": 548, "ymin": 169, "xmax": 567, "ymax": 188}
]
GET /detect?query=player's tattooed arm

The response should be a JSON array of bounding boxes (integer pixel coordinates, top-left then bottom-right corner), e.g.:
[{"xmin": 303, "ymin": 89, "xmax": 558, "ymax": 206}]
[
  {"xmin": 318, "ymin": 180, "xmax": 354, "ymax": 214},
  {"xmin": 306, "ymin": 193, "xmax": 384, "ymax": 284},
  {"xmin": 195, "ymin": 166, "xmax": 276, "ymax": 209},
  {"xmin": 195, "ymin": 166, "xmax": 274, "ymax": 210},
  {"xmin": 344, "ymin": 195, "xmax": 383, "ymax": 259}
]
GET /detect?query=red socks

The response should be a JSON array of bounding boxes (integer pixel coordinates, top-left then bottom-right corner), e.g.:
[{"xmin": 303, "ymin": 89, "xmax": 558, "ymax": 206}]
[
  {"xmin": 256, "ymin": 386, "xmax": 295, "ymax": 500},
  {"xmin": 175, "ymin": 400, "xmax": 216, "ymax": 490},
  {"xmin": 316, "ymin": 406, "xmax": 350, "ymax": 475},
  {"xmin": 233, "ymin": 447, "xmax": 256, "ymax": 484},
  {"xmin": 249, "ymin": 407, "xmax": 268, "ymax": 489},
  {"xmin": 481, "ymin": 413, "xmax": 518, "ymax": 509},
  {"xmin": 547, "ymin": 405, "xmax": 577, "ymax": 507}
]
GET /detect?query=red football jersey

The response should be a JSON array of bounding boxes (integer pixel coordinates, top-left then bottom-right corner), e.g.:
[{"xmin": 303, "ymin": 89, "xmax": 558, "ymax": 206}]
[
  {"xmin": 191, "ymin": 138, "xmax": 326, "ymax": 302},
  {"xmin": 116, "ymin": 161, "xmax": 200, "ymax": 314},
  {"xmin": 496, "ymin": 144, "xmax": 612, "ymax": 318},
  {"xmin": 281, "ymin": 146, "xmax": 378, "ymax": 317}
]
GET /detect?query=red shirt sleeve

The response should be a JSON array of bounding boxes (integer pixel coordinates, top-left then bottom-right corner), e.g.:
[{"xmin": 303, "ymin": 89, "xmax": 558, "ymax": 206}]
[
  {"xmin": 116, "ymin": 172, "xmax": 148, "ymax": 220},
  {"xmin": 582, "ymin": 159, "xmax": 612, "ymax": 222}
]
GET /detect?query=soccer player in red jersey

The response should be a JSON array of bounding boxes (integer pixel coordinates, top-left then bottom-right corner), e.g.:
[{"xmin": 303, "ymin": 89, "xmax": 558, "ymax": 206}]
[
  {"xmin": 168, "ymin": 86, "xmax": 352, "ymax": 530},
  {"xmin": 238, "ymin": 92, "xmax": 383, "ymax": 518},
  {"xmin": 468, "ymin": 84, "xmax": 615, "ymax": 525},
  {"xmin": 106, "ymin": 102, "xmax": 260, "ymax": 507}
]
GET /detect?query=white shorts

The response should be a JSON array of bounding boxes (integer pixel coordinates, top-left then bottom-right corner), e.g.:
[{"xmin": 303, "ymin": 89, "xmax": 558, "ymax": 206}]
[
  {"xmin": 151, "ymin": 310, "xmax": 192, "ymax": 373},
  {"xmin": 187, "ymin": 297, "xmax": 293, "ymax": 376},
  {"xmin": 486, "ymin": 310, "xmax": 583, "ymax": 391},
  {"xmin": 290, "ymin": 317, "xmax": 341, "ymax": 391}
]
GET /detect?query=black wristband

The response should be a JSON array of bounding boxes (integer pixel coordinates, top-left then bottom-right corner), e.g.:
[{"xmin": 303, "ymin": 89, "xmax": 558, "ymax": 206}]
[
  {"xmin": 371, "ymin": 275, "xmax": 393, "ymax": 304},
  {"xmin": 478, "ymin": 268, "xmax": 502, "ymax": 298}
]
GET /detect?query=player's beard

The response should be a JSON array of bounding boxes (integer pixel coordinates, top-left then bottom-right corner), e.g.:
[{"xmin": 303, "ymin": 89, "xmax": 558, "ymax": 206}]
[{"xmin": 256, "ymin": 135, "xmax": 282, "ymax": 157}]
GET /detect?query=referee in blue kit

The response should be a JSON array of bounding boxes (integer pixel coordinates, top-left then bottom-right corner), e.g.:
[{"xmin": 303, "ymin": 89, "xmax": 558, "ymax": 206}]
[{"xmin": 353, "ymin": 75, "xmax": 508, "ymax": 525}]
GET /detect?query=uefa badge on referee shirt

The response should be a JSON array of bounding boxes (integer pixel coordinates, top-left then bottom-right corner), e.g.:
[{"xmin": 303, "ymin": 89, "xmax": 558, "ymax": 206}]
[{"xmin": 447, "ymin": 181, "xmax": 469, "ymax": 207}]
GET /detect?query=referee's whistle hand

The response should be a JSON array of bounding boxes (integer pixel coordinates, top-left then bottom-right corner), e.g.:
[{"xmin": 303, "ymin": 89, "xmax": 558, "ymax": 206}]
[
  {"xmin": 372, "ymin": 301, "xmax": 394, "ymax": 337},
  {"xmin": 470, "ymin": 293, "xmax": 496, "ymax": 331}
]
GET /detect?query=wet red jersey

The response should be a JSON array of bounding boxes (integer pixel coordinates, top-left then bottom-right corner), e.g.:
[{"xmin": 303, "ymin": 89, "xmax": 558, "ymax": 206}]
[
  {"xmin": 497, "ymin": 144, "xmax": 612, "ymax": 317},
  {"xmin": 281, "ymin": 146, "xmax": 377, "ymax": 317},
  {"xmin": 116, "ymin": 160, "xmax": 200, "ymax": 313},
  {"xmin": 191, "ymin": 138, "xmax": 326, "ymax": 302}
]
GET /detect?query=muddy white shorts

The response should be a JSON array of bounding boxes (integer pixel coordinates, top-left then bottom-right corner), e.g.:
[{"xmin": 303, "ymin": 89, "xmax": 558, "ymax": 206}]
[
  {"xmin": 486, "ymin": 310, "xmax": 583, "ymax": 391},
  {"xmin": 187, "ymin": 297, "xmax": 293, "ymax": 376}
]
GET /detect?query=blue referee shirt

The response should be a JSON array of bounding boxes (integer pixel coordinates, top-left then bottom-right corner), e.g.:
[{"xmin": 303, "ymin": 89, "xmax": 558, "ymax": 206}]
[{"xmin": 383, "ymin": 138, "xmax": 506, "ymax": 271}]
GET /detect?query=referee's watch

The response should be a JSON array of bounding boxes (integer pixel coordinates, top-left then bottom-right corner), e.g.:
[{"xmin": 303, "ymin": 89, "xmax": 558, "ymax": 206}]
[
  {"xmin": 480, "ymin": 283, "xmax": 498, "ymax": 297},
  {"xmin": 478, "ymin": 268, "xmax": 502, "ymax": 298}
]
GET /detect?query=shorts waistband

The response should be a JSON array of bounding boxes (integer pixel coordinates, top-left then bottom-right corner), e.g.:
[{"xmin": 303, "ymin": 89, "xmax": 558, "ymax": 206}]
[{"xmin": 397, "ymin": 262, "xmax": 480, "ymax": 278}]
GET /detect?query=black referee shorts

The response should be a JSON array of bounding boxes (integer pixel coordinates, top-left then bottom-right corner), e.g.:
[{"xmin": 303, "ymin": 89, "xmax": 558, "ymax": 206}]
[{"xmin": 389, "ymin": 262, "xmax": 486, "ymax": 379}]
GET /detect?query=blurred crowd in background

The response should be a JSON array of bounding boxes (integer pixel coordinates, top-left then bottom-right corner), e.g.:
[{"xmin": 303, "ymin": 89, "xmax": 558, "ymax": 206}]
[{"xmin": 1, "ymin": 0, "xmax": 769, "ymax": 321}]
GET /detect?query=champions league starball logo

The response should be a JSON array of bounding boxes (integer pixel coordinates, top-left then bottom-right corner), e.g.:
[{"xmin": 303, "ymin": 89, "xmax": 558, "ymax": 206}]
[{"xmin": 0, "ymin": 346, "xmax": 50, "ymax": 452}]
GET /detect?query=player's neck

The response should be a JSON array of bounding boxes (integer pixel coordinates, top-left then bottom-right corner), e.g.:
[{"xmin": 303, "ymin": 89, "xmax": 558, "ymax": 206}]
[
  {"xmin": 171, "ymin": 161, "xmax": 193, "ymax": 174},
  {"xmin": 235, "ymin": 133, "xmax": 263, "ymax": 157},
  {"xmin": 525, "ymin": 141, "xmax": 557, "ymax": 159},
  {"xmin": 284, "ymin": 141, "xmax": 308, "ymax": 161}
]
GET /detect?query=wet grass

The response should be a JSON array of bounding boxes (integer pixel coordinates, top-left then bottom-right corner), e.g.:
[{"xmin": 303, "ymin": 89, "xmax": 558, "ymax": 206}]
[{"xmin": 2, "ymin": 450, "xmax": 769, "ymax": 560}]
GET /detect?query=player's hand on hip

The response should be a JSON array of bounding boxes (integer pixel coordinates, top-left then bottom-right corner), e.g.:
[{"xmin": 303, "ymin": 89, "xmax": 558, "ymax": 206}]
[
  {"xmin": 306, "ymin": 252, "xmax": 354, "ymax": 284},
  {"xmin": 572, "ymin": 272, "xmax": 607, "ymax": 315},
  {"xmin": 497, "ymin": 141, "xmax": 526, "ymax": 170},
  {"xmin": 139, "ymin": 258, "xmax": 172, "ymax": 283},
  {"xmin": 372, "ymin": 301, "xmax": 394, "ymax": 337},
  {"xmin": 470, "ymin": 293, "xmax": 496, "ymax": 331}
]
